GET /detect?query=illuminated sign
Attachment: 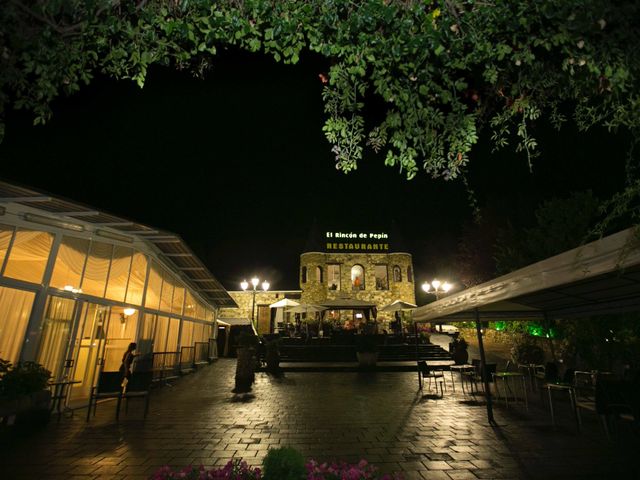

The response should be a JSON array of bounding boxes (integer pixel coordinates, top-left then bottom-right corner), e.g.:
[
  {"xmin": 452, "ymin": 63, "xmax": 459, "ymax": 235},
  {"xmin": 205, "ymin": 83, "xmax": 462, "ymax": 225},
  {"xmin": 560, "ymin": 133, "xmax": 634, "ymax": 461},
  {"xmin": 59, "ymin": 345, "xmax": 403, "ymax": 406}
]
[{"xmin": 325, "ymin": 231, "xmax": 390, "ymax": 252}]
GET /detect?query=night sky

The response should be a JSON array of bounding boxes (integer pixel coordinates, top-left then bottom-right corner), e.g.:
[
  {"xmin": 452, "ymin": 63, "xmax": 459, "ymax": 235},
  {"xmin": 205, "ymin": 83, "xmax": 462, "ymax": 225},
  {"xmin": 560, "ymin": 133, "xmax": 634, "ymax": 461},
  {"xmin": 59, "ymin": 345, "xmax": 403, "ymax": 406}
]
[{"xmin": 0, "ymin": 49, "xmax": 631, "ymax": 299}]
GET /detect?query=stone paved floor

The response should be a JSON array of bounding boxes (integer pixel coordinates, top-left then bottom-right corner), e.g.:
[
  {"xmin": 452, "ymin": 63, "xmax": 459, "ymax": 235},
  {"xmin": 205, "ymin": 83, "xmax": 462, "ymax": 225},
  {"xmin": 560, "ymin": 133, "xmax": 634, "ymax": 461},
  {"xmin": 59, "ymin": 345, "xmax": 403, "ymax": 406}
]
[{"xmin": 2, "ymin": 358, "xmax": 638, "ymax": 479}]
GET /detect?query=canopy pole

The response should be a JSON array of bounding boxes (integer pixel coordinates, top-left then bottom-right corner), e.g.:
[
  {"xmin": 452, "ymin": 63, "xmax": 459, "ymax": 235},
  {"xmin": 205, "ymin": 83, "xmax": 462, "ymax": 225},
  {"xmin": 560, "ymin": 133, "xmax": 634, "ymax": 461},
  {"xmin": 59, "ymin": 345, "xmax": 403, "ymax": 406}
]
[
  {"xmin": 415, "ymin": 321, "xmax": 422, "ymax": 389},
  {"xmin": 475, "ymin": 308, "xmax": 495, "ymax": 424}
]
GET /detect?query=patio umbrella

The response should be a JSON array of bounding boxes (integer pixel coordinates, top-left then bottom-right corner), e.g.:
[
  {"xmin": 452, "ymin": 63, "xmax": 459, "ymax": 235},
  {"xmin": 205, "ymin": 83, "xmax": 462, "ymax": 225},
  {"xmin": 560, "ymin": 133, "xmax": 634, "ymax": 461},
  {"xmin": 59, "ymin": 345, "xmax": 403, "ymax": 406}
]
[
  {"xmin": 380, "ymin": 300, "xmax": 417, "ymax": 312},
  {"xmin": 269, "ymin": 299, "xmax": 300, "ymax": 332}
]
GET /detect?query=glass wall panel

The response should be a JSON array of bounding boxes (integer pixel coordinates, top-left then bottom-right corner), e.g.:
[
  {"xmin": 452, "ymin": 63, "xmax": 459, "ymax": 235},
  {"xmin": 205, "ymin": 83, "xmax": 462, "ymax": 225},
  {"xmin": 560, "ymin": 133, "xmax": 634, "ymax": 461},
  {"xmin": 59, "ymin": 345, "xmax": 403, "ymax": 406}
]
[
  {"xmin": 172, "ymin": 286, "xmax": 184, "ymax": 316},
  {"xmin": 126, "ymin": 252, "xmax": 147, "ymax": 305},
  {"xmin": 35, "ymin": 296, "xmax": 76, "ymax": 380},
  {"xmin": 103, "ymin": 307, "xmax": 139, "ymax": 372},
  {"xmin": 81, "ymin": 241, "xmax": 113, "ymax": 297},
  {"xmin": 184, "ymin": 291, "xmax": 196, "ymax": 318},
  {"xmin": 0, "ymin": 224, "xmax": 14, "ymax": 272},
  {"xmin": 105, "ymin": 246, "xmax": 132, "ymax": 302},
  {"xmin": 166, "ymin": 318, "xmax": 180, "ymax": 351},
  {"xmin": 4, "ymin": 229, "xmax": 54, "ymax": 284},
  {"xmin": 159, "ymin": 269, "xmax": 174, "ymax": 313},
  {"xmin": 180, "ymin": 320, "xmax": 194, "ymax": 348},
  {"xmin": 139, "ymin": 313, "xmax": 157, "ymax": 355},
  {"xmin": 0, "ymin": 286, "xmax": 36, "ymax": 362},
  {"xmin": 144, "ymin": 261, "xmax": 162, "ymax": 310},
  {"xmin": 50, "ymin": 236, "xmax": 89, "ymax": 291},
  {"xmin": 154, "ymin": 315, "xmax": 169, "ymax": 352},
  {"xmin": 195, "ymin": 301, "xmax": 205, "ymax": 321},
  {"xmin": 67, "ymin": 303, "xmax": 109, "ymax": 407}
]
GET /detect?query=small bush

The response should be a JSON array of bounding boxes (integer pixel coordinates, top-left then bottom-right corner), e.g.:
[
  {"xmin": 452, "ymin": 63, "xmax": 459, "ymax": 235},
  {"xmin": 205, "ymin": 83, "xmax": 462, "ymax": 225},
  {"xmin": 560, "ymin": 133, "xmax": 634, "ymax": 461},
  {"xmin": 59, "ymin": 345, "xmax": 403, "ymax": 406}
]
[{"xmin": 262, "ymin": 447, "xmax": 305, "ymax": 480}]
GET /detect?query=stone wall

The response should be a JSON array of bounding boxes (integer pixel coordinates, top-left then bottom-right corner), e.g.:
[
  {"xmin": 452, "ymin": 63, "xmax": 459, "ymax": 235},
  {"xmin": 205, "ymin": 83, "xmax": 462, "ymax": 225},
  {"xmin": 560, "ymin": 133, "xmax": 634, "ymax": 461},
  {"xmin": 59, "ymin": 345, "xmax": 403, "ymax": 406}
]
[
  {"xmin": 299, "ymin": 251, "xmax": 416, "ymax": 325},
  {"xmin": 219, "ymin": 290, "xmax": 301, "ymax": 321}
]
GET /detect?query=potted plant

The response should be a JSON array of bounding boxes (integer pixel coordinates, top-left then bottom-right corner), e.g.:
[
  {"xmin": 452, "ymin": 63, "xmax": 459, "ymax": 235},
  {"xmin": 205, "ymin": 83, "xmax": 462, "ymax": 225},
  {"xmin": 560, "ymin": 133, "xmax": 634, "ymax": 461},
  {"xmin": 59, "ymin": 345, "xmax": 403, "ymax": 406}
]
[
  {"xmin": 356, "ymin": 335, "xmax": 379, "ymax": 367},
  {"xmin": 0, "ymin": 359, "xmax": 52, "ymax": 430}
]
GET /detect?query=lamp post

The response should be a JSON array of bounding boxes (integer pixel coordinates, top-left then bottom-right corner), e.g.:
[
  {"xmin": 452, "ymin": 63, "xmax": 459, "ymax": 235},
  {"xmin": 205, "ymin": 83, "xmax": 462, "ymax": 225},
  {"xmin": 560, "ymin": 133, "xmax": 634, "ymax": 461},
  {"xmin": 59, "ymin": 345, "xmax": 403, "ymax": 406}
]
[
  {"xmin": 421, "ymin": 279, "xmax": 452, "ymax": 300},
  {"xmin": 421, "ymin": 279, "xmax": 452, "ymax": 332},
  {"xmin": 241, "ymin": 277, "xmax": 270, "ymax": 332}
]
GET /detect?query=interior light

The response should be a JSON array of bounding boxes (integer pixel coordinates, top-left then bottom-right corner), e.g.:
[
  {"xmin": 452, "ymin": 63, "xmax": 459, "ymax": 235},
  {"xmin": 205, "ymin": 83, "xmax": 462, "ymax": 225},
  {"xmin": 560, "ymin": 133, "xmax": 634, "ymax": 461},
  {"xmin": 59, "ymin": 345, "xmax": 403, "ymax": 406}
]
[
  {"xmin": 123, "ymin": 307, "xmax": 136, "ymax": 316},
  {"xmin": 355, "ymin": 313, "xmax": 363, "ymax": 319},
  {"xmin": 23, "ymin": 213, "xmax": 84, "ymax": 232}
]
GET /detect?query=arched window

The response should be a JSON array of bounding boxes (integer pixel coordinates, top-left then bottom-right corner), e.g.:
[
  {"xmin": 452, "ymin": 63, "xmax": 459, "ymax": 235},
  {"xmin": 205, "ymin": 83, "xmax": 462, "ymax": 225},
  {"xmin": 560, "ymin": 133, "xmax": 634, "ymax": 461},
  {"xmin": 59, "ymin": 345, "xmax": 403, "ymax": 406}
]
[
  {"xmin": 393, "ymin": 265, "xmax": 402, "ymax": 282},
  {"xmin": 351, "ymin": 265, "xmax": 365, "ymax": 290},
  {"xmin": 301, "ymin": 266, "xmax": 307, "ymax": 284},
  {"xmin": 407, "ymin": 266, "xmax": 413, "ymax": 283},
  {"xmin": 316, "ymin": 266, "xmax": 323, "ymax": 283}
]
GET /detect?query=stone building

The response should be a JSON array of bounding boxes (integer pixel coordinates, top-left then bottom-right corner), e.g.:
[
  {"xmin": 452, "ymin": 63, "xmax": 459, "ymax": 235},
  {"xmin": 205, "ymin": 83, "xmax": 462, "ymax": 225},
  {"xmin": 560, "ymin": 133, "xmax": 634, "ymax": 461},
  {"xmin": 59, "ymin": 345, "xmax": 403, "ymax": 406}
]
[
  {"xmin": 219, "ymin": 290, "xmax": 301, "ymax": 334},
  {"xmin": 300, "ymin": 228, "xmax": 416, "ymax": 330}
]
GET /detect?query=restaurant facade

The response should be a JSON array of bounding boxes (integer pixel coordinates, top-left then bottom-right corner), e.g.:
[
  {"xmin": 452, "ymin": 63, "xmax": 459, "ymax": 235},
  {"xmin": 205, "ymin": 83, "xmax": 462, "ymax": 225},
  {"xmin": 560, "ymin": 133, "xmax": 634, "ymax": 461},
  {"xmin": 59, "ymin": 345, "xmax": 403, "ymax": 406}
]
[
  {"xmin": 300, "ymin": 228, "xmax": 416, "ymax": 332},
  {"xmin": 0, "ymin": 182, "xmax": 235, "ymax": 408}
]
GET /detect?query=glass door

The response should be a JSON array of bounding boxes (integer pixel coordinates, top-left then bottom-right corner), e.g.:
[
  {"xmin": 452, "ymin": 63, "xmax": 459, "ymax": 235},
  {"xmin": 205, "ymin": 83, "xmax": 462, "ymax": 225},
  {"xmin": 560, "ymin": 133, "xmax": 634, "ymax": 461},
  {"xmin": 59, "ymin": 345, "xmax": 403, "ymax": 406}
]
[
  {"xmin": 67, "ymin": 302, "xmax": 110, "ymax": 408},
  {"xmin": 35, "ymin": 296, "xmax": 79, "ymax": 381}
]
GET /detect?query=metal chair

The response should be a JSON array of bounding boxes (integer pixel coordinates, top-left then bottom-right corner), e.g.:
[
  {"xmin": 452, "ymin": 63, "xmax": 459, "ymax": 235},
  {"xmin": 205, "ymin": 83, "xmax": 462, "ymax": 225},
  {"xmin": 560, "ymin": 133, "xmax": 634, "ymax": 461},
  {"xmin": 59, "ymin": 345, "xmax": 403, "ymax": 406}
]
[
  {"xmin": 86, "ymin": 372, "xmax": 123, "ymax": 421},
  {"xmin": 119, "ymin": 371, "xmax": 153, "ymax": 419},
  {"xmin": 418, "ymin": 361, "xmax": 445, "ymax": 396}
]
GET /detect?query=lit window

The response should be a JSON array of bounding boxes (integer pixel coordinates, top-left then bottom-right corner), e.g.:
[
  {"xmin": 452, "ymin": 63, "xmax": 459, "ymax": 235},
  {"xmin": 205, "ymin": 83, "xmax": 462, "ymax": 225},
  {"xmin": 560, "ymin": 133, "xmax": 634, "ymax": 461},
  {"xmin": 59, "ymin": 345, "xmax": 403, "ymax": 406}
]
[
  {"xmin": 393, "ymin": 265, "xmax": 402, "ymax": 282},
  {"xmin": 351, "ymin": 265, "xmax": 365, "ymax": 290},
  {"xmin": 327, "ymin": 264, "xmax": 340, "ymax": 290},
  {"xmin": 375, "ymin": 265, "xmax": 388, "ymax": 290}
]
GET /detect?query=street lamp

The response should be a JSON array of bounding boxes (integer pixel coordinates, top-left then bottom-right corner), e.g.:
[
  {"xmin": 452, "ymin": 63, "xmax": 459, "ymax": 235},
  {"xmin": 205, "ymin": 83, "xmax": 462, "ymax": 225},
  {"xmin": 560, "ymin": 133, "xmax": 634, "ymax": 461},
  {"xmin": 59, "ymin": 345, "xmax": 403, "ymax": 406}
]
[
  {"xmin": 421, "ymin": 279, "xmax": 452, "ymax": 300},
  {"xmin": 422, "ymin": 279, "xmax": 452, "ymax": 332},
  {"xmin": 241, "ymin": 277, "xmax": 270, "ymax": 331}
]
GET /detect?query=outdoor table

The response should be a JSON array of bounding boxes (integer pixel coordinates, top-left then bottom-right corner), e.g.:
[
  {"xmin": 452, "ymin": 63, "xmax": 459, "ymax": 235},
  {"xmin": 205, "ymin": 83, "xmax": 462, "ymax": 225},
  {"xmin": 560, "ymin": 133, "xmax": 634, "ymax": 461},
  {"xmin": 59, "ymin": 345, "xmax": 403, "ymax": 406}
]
[
  {"xmin": 449, "ymin": 364, "xmax": 475, "ymax": 393},
  {"xmin": 493, "ymin": 372, "xmax": 528, "ymax": 410},
  {"xmin": 518, "ymin": 363, "xmax": 543, "ymax": 391},
  {"xmin": 546, "ymin": 382, "xmax": 578, "ymax": 429},
  {"xmin": 48, "ymin": 379, "xmax": 80, "ymax": 420}
]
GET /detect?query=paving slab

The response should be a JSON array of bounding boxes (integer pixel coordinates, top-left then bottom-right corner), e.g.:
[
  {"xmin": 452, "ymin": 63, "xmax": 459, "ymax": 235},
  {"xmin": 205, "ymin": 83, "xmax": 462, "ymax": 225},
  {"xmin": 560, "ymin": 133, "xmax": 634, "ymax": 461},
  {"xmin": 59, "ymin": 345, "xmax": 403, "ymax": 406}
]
[{"xmin": 1, "ymin": 358, "xmax": 638, "ymax": 479}]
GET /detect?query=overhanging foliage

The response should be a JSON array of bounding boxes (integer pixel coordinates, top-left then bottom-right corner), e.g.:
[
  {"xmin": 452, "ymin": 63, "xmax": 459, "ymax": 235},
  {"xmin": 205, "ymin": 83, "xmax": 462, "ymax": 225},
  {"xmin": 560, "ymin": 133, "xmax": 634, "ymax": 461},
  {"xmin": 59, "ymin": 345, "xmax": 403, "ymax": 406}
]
[{"xmin": 1, "ymin": 0, "xmax": 639, "ymax": 184}]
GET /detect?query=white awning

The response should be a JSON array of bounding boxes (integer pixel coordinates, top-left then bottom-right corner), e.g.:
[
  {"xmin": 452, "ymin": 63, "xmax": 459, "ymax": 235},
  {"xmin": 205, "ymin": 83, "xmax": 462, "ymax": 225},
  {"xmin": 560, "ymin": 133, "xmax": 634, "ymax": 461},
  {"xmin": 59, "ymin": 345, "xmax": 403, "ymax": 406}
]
[{"xmin": 413, "ymin": 227, "xmax": 640, "ymax": 323}]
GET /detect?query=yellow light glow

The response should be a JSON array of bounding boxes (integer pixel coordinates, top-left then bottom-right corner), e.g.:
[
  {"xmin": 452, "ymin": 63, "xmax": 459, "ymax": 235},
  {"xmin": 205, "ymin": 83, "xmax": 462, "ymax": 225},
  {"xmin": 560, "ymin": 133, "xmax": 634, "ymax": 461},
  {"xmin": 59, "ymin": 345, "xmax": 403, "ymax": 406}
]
[{"xmin": 123, "ymin": 307, "xmax": 136, "ymax": 316}]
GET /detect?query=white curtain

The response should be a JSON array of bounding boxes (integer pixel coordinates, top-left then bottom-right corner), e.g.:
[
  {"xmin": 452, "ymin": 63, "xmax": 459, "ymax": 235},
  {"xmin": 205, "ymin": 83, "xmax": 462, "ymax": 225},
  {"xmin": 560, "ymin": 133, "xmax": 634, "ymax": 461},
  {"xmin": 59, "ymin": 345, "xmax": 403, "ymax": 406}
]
[
  {"xmin": 50, "ymin": 236, "xmax": 89, "ymax": 290},
  {"xmin": 144, "ymin": 261, "xmax": 162, "ymax": 310},
  {"xmin": 80, "ymin": 241, "xmax": 113, "ymax": 297},
  {"xmin": 166, "ymin": 317, "xmax": 181, "ymax": 351},
  {"xmin": 3, "ymin": 229, "xmax": 54, "ymax": 284},
  {"xmin": 0, "ymin": 224, "xmax": 14, "ymax": 269},
  {"xmin": 126, "ymin": 252, "xmax": 147, "ymax": 306},
  {"xmin": 0, "ymin": 286, "xmax": 36, "ymax": 363},
  {"xmin": 105, "ymin": 246, "xmax": 132, "ymax": 302},
  {"xmin": 36, "ymin": 296, "xmax": 76, "ymax": 379}
]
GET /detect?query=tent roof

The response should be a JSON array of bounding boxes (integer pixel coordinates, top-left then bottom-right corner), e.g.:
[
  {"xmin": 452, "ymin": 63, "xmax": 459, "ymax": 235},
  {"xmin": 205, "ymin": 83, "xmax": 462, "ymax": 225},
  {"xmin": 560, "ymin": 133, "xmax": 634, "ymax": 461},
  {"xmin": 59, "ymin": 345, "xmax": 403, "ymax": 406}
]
[
  {"xmin": 269, "ymin": 298, "xmax": 300, "ymax": 308},
  {"xmin": 413, "ymin": 228, "xmax": 640, "ymax": 323},
  {"xmin": 320, "ymin": 298, "xmax": 377, "ymax": 309},
  {"xmin": 0, "ymin": 180, "xmax": 236, "ymax": 308}
]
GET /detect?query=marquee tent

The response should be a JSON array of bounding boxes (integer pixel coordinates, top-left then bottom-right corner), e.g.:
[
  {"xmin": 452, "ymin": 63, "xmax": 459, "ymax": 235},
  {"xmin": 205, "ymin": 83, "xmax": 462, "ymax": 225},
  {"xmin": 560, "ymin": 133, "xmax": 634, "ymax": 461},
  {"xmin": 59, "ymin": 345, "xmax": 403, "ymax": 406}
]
[{"xmin": 412, "ymin": 227, "xmax": 640, "ymax": 422}]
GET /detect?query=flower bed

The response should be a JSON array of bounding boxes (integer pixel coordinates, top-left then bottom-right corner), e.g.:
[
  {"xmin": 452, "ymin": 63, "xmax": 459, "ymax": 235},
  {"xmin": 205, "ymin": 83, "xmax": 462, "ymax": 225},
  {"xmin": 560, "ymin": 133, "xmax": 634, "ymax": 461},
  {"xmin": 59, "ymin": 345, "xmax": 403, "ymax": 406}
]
[{"xmin": 152, "ymin": 449, "xmax": 403, "ymax": 480}]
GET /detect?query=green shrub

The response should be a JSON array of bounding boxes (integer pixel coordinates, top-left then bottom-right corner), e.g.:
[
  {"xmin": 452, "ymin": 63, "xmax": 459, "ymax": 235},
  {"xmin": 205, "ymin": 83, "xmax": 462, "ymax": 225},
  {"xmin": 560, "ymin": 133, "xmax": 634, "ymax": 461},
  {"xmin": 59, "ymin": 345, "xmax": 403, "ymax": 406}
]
[
  {"xmin": 0, "ymin": 359, "xmax": 51, "ymax": 399},
  {"xmin": 262, "ymin": 447, "xmax": 305, "ymax": 480}
]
